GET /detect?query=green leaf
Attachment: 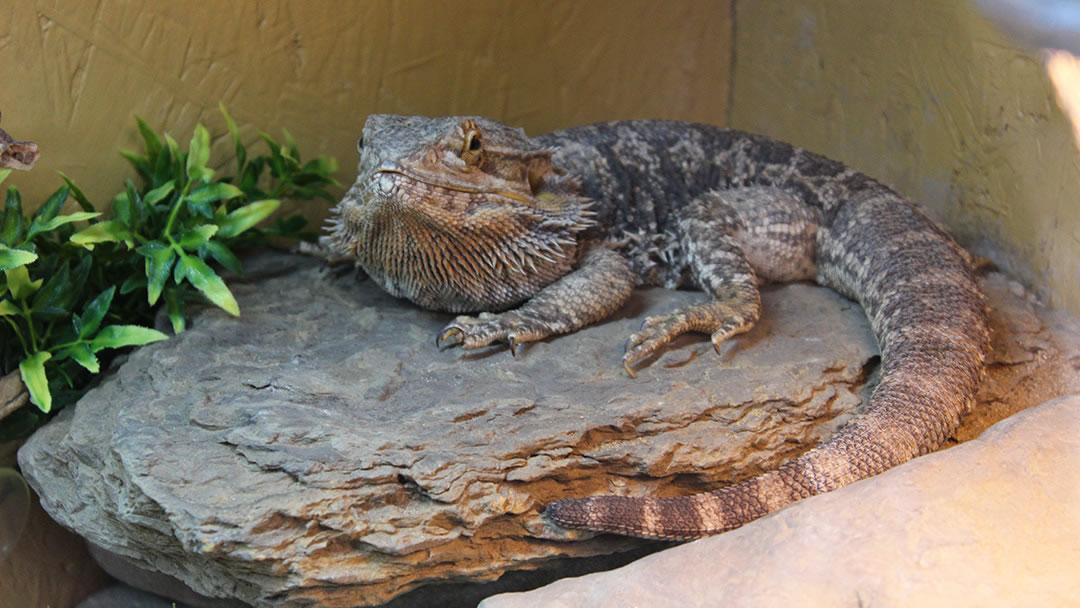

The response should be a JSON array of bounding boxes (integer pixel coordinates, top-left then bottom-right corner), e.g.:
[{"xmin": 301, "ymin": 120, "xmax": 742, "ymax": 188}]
[
  {"xmin": 113, "ymin": 191, "xmax": 134, "ymax": 227},
  {"xmin": 66, "ymin": 343, "xmax": 100, "ymax": 374},
  {"xmin": 25, "ymin": 211, "xmax": 101, "ymax": 242},
  {"xmin": 4, "ymin": 265, "xmax": 42, "ymax": 301},
  {"xmin": 77, "ymin": 286, "xmax": 115, "ymax": 339},
  {"xmin": 199, "ymin": 240, "xmax": 242, "ymax": 274},
  {"xmin": 27, "ymin": 254, "xmax": 87, "ymax": 320},
  {"xmin": 30, "ymin": 261, "xmax": 73, "ymax": 318},
  {"xmin": 174, "ymin": 253, "xmax": 239, "ymax": 315},
  {"xmin": 119, "ymin": 149, "xmax": 151, "ymax": 179},
  {"xmin": 238, "ymin": 157, "xmax": 265, "ymax": 194},
  {"xmin": 0, "ymin": 168, "xmax": 11, "ymax": 187},
  {"xmin": 305, "ymin": 155, "xmax": 339, "ymax": 177},
  {"xmin": 186, "ymin": 124, "xmax": 213, "ymax": 182},
  {"xmin": 185, "ymin": 198, "xmax": 212, "ymax": 220},
  {"xmin": 219, "ymin": 102, "xmax": 247, "ymax": 174},
  {"xmin": 90, "ymin": 325, "xmax": 169, "ymax": 352},
  {"xmin": 19, "ymin": 351, "xmax": 52, "ymax": 413},
  {"xmin": 165, "ymin": 133, "xmax": 185, "ymax": 185},
  {"xmin": 0, "ymin": 299, "xmax": 18, "ymax": 316},
  {"xmin": 31, "ymin": 185, "xmax": 70, "ymax": 223},
  {"xmin": 165, "ymin": 133, "xmax": 181, "ymax": 157},
  {"xmin": 282, "ymin": 128, "xmax": 300, "ymax": 163},
  {"xmin": 186, "ymin": 182, "xmax": 244, "ymax": 205},
  {"xmin": 124, "ymin": 179, "xmax": 144, "ymax": 225},
  {"xmin": 57, "ymin": 172, "xmax": 95, "ymax": 212},
  {"xmin": 216, "ymin": 199, "xmax": 280, "ymax": 239},
  {"xmin": 259, "ymin": 131, "xmax": 286, "ymax": 178},
  {"xmin": 177, "ymin": 224, "xmax": 218, "ymax": 250},
  {"xmin": 70, "ymin": 219, "xmax": 134, "ymax": 249},
  {"xmin": 185, "ymin": 182, "xmax": 243, "ymax": 218},
  {"xmin": 136, "ymin": 241, "xmax": 176, "ymax": 306},
  {"xmin": 119, "ymin": 277, "xmax": 146, "ymax": 295},
  {"xmin": 2, "ymin": 187, "xmax": 25, "ymax": 245},
  {"xmin": 143, "ymin": 181, "xmax": 176, "ymax": 207},
  {"xmin": 150, "ymin": 138, "xmax": 175, "ymax": 186},
  {"xmin": 0, "ymin": 244, "xmax": 38, "ymax": 271},
  {"xmin": 220, "ymin": 102, "xmax": 240, "ymax": 143},
  {"xmin": 164, "ymin": 287, "xmax": 186, "ymax": 333},
  {"xmin": 136, "ymin": 116, "xmax": 163, "ymax": 159}
]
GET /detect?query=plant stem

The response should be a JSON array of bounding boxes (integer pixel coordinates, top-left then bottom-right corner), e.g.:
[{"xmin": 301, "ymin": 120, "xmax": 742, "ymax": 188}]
[
  {"xmin": 21, "ymin": 302, "xmax": 38, "ymax": 353},
  {"xmin": 162, "ymin": 181, "xmax": 194, "ymax": 241},
  {"xmin": 4, "ymin": 316, "xmax": 29, "ymax": 358}
]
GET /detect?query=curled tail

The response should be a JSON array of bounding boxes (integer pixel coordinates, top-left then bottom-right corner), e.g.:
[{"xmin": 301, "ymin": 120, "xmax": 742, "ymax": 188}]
[{"xmin": 545, "ymin": 190, "xmax": 989, "ymax": 540}]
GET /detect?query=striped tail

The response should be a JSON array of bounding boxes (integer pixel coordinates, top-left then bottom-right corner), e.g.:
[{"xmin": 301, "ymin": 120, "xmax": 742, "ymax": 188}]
[{"xmin": 544, "ymin": 190, "xmax": 989, "ymax": 540}]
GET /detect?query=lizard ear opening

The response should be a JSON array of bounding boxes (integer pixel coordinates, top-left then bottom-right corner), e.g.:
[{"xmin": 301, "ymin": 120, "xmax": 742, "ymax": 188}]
[
  {"xmin": 527, "ymin": 157, "xmax": 551, "ymax": 194},
  {"xmin": 461, "ymin": 128, "xmax": 483, "ymax": 167},
  {"xmin": 525, "ymin": 151, "xmax": 562, "ymax": 195}
]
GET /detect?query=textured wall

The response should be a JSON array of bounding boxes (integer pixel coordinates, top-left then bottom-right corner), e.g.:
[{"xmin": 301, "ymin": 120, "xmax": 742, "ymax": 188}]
[
  {"xmin": 3, "ymin": 3, "xmax": 732, "ymax": 604},
  {"xmin": 3, "ymin": 1, "xmax": 1076, "ymax": 311},
  {"xmin": 732, "ymin": 0, "xmax": 1080, "ymax": 314},
  {"xmin": 0, "ymin": 1, "xmax": 732, "ymax": 216}
]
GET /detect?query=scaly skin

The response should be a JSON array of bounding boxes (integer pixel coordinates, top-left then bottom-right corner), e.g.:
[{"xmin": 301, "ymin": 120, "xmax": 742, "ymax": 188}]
[{"xmin": 328, "ymin": 115, "xmax": 989, "ymax": 540}]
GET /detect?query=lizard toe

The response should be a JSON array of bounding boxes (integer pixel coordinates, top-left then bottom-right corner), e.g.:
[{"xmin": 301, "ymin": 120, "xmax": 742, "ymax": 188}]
[
  {"xmin": 709, "ymin": 320, "xmax": 745, "ymax": 355},
  {"xmin": 436, "ymin": 312, "xmax": 532, "ymax": 352},
  {"xmin": 622, "ymin": 316, "xmax": 687, "ymax": 375},
  {"xmin": 435, "ymin": 327, "xmax": 463, "ymax": 349}
]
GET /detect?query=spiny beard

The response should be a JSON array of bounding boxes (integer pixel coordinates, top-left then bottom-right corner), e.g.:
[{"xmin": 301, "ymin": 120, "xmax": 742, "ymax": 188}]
[{"xmin": 328, "ymin": 183, "xmax": 594, "ymax": 313}]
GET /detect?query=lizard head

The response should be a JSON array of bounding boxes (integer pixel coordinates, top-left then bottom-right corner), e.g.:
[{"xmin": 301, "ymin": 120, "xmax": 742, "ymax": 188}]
[{"xmin": 329, "ymin": 115, "xmax": 594, "ymax": 313}]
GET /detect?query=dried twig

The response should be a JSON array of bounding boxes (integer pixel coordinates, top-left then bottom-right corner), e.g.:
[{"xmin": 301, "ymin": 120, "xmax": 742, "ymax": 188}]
[{"xmin": 0, "ymin": 111, "xmax": 40, "ymax": 171}]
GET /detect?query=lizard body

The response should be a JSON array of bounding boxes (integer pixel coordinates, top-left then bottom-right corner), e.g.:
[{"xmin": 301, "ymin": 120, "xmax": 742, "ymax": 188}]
[{"xmin": 328, "ymin": 115, "xmax": 989, "ymax": 540}]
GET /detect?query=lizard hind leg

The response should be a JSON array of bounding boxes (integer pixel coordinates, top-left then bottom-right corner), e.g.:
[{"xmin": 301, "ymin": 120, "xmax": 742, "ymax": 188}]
[{"xmin": 623, "ymin": 187, "xmax": 817, "ymax": 376}]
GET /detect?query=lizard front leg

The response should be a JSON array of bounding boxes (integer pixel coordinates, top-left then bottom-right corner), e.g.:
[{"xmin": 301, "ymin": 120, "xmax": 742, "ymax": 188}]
[
  {"xmin": 623, "ymin": 187, "xmax": 817, "ymax": 376},
  {"xmin": 437, "ymin": 245, "xmax": 635, "ymax": 354}
]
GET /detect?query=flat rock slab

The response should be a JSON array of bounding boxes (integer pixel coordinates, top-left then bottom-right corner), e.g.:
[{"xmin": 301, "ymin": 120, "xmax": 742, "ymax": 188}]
[
  {"xmin": 480, "ymin": 394, "xmax": 1080, "ymax": 608},
  {"xmin": 18, "ymin": 252, "xmax": 1080, "ymax": 607}
]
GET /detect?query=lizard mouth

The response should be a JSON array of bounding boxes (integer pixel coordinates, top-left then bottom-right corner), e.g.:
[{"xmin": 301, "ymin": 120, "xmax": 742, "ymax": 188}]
[{"xmin": 369, "ymin": 168, "xmax": 536, "ymax": 207}]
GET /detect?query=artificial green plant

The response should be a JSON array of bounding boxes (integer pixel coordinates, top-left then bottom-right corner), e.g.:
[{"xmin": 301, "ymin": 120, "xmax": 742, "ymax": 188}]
[{"xmin": 0, "ymin": 104, "xmax": 338, "ymax": 439}]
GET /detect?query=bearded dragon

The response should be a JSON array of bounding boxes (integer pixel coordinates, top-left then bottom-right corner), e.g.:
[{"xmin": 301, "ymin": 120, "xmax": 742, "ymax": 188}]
[
  {"xmin": 0, "ymin": 112, "xmax": 39, "ymax": 171},
  {"xmin": 326, "ymin": 115, "xmax": 989, "ymax": 540}
]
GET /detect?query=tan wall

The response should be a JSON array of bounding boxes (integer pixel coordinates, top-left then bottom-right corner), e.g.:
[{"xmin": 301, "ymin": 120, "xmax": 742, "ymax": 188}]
[
  {"xmin": 3, "ymin": 1, "xmax": 1076, "ymax": 315},
  {"xmin": 0, "ymin": 0, "xmax": 732, "ymax": 222},
  {"xmin": 1, "ymin": 3, "xmax": 732, "ymax": 603},
  {"xmin": 732, "ymin": 0, "xmax": 1080, "ymax": 315}
]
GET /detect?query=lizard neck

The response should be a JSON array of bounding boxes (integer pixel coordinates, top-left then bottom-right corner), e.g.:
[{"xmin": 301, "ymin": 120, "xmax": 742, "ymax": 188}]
[{"xmin": 331, "ymin": 168, "xmax": 593, "ymax": 313}]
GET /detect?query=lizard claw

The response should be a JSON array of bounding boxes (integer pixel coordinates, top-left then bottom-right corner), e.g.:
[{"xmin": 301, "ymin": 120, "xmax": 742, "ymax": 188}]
[
  {"xmin": 436, "ymin": 311, "xmax": 557, "ymax": 355},
  {"xmin": 436, "ymin": 327, "xmax": 463, "ymax": 349}
]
